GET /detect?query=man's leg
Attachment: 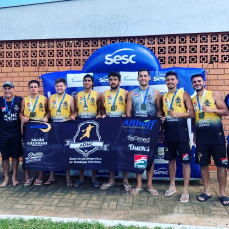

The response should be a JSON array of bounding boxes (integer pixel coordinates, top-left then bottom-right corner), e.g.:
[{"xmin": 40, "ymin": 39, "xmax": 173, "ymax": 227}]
[
  {"xmin": 165, "ymin": 159, "xmax": 176, "ymax": 196},
  {"xmin": 0, "ymin": 159, "xmax": 10, "ymax": 188},
  {"xmin": 100, "ymin": 171, "xmax": 115, "ymax": 189},
  {"xmin": 198, "ymin": 165, "xmax": 211, "ymax": 201},
  {"xmin": 12, "ymin": 158, "xmax": 19, "ymax": 186},
  {"xmin": 122, "ymin": 171, "xmax": 131, "ymax": 191},
  {"xmin": 91, "ymin": 170, "xmax": 100, "ymax": 188},
  {"xmin": 180, "ymin": 163, "xmax": 190, "ymax": 202},
  {"xmin": 130, "ymin": 174, "xmax": 143, "ymax": 194},
  {"xmin": 146, "ymin": 162, "xmax": 158, "ymax": 195},
  {"xmin": 44, "ymin": 171, "xmax": 56, "ymax": 185},
  {"xmin": 217, "ymin": 167, "xmax": 229, "ymax": 205},
  {"xmin": 66, "ymin": 169, "xmax": 73, "ymax": 186},
  {"xmin": 25, "ymin": 170, "xmax": 31, "ymax": 182}
]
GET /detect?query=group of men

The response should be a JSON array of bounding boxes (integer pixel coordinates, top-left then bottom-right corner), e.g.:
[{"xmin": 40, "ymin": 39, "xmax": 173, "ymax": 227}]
[{"xmin": 0, "ymin": 69, "xmax": 229, "ymax": 206}]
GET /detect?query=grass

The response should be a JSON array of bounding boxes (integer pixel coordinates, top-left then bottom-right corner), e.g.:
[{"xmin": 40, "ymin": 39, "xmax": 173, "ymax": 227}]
[{"xmin": 0, "ymin": 218, "xmax": 173, "ymax": 229}]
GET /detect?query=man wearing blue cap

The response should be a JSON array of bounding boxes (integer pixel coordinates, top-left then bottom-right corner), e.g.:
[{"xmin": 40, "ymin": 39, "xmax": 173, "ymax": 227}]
[{"xmin": 0, "ymin": 81, "xmax": 23, "ymax": 187}]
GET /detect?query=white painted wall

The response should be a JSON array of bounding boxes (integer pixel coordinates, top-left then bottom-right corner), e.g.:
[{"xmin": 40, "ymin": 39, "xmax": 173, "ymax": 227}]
[{"xmin": 0, "ymin": 0, "xmax": 229, "ymax": 40}]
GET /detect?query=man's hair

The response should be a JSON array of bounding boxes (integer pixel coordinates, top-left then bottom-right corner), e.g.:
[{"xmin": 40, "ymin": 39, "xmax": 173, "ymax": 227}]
[
  {"xmin": 108, "ymin": 71, "xmax": 121, "ymax": 81},
  {"xmin": 28, "ymin": 80, "xmax": 40, "ymax": 87},
  {"xmin": 83, "ymin": 74, "xmax": 94, "ymax": 83},
  {"xmin": 55, "ymin": 78, "xmax": 66, "ymax": 85},
  {"xmin": 165, "ymin": 71, "xmax": 178, "ymax": 79},
  {"xmin": 138, "ymin": 68, "xmax": 150, "ymax": 76},
  {"xmin": 191, "ymin": 74, "xmax": 204, "ymax": 81}
]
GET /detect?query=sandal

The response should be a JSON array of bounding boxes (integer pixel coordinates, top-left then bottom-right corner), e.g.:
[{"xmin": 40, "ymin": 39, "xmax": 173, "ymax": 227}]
[
  {"xmin": 165, "ymin": 188, "xmax": 177, "ymax": 197},
  {"xmin": 123, "ymin": 184, "xmax": 132, "ymax": 192},
  {"xmin": 146, "ymin": 189, "xmax": 158, "ymax": 196},
  {"xmin": 34, "ymin": 179, "xmax": 43, "ymax": 186},
  {"xmin": 197, "ymin": 193, "xmax": 212, "ymax": 202},
  {"xmin": 219, "ymin": 196, "xmax": 229, "ymax": 206},
  {"xmin": 100, "ymin": 183, "xmax": 115, "ymax": 190},
  {"xmin": 92, "ymin": 180, "xmax": 100, "ymax": 188},
  {"xmin": 130, "ymin": 188, "xmax": 143, "ymax": 195},
  {"xmin": 74, "ymin": 180, "xmax": 84, "ymax": 188},
  {"xmin": 24, "ymin": 178, "xmax": 34, "ymax": 187},
  {"xmin": 180, "ymin": 194, "xmax": 190, "ymax": 203}
]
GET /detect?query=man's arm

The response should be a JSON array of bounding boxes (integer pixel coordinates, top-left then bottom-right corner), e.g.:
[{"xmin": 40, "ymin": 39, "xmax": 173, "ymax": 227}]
[
  {"xmin": 101, "ymin": 93, "xmax": 106, "ymax": 118},
  {"xmin": 19, "ymin": 98, "xmax": 29, "ymax": 123},
  {"xmin": 154, "ymin": 90, "xmax": 163, "ymax": 117},
  {"xmin": 74, "ymin": 93, "xmax": 79, "ymax": 118},
  {"xmin": 201, "ymin": 91, "xmax": 228, "ymax": 116},
  {"xmin": 69, "ymin": 96, "xmax": 76, "ymax": 120},
  {"xmin": 126, "ymin": 90, "xmax": 133, "ymax": 117},
  {"xmin": 122, "ymin": 90, "xmax": 129, "ymax": 117},
  {"xmin": 168, "ymin": 92, "xmax": 195, "ymax": 118},
  {"xmin": 96, "ymin": 92, "xmax": 102, "ymax": 118},
  {"xmin": 192, "ymin": 118, "xmax": 196, "ymax": 145},
  {"xmin": 43, "ymin": 97, "xmax": 50, "ymax": 122}
]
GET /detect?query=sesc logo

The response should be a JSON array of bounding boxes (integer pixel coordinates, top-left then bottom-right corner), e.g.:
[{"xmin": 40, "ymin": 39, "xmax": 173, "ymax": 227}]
[
  {"xmin": 99, "ymin": 76, "xmax": 109, "ymax": 82},
  {"xmin": 104, "ymin": 48, "xmax": 136, "ymax": 65},
  {"xmin": 153, "ymin": 74, "xmax": 165, "ymax": 81}
]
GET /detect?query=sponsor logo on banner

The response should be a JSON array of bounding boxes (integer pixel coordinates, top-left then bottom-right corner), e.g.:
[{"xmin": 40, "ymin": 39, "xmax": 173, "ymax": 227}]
[
  {"xmin": 122, "ymin": 119, "xmax": 157, "ymax": 131},
  {"xmin": 25, "ymin": 152, "xmax": 44, "ymax": 163},
  {"xmin": 1, "ymin": 107, "xmax": 6, "ymax": 112},
  {"xmin": 104, "ymin": 48, "xmax": 136, "ymax": 65},
  {"xmin": 30, "ymin": 123, "xmax": 51, "ymax": 132},
  {"xmin": 221, "ymin": 158, "xmax": 228, "ymax": 165},
  {"xmin": 27, "ymin": 138, "xmax": 48, "ymax": 146},
  {"xmin": 183, "ymin": 154, "xmax": 189, "ymax": 161},
  {"xmin": 120, "ymin": 72, "xmax": 138, "ymax": 86},
  {"xmin": 154, "ymin": 148, "xmax": 167, "ymax": 164},
  {"xmin": 99, "ymin": 76, "xmax": 109, "ymax": 82},
  {"xmin": 154, "ymin": 167, "xmax": 169, "ymax": 175},
  {"xmin": 126, "ymin": 135, "xmax": 150, "ymax": 143},
  {"xmin": 67, "ymin": 73, "xmax": 93, "ymax": 87},
  {"xmin": 153, "ymin": 74, "xmax": 165, "ymax": 81},
  {"xmin": 65, "ymin": 120, "xmax": 109, "ymax": 157},
  {"xmin": 134, "ymin": 155, "xmax": 147, "ymax": 169},
  {"xmin": 128, "ymin": 144, "xmax": 150, "ymax": 151}
]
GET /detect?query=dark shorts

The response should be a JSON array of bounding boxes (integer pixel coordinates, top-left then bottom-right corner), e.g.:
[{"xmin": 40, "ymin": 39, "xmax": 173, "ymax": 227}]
[
  {"xmin": 195, "ymin": 144, "xmax": 228, "ymax": 167},
  {"xmin": 0, "ymin": 136, "xmax": 22, "ymax": 160},
  {"xmin": 164, "ymin": 141, "xmax": 192, "ymax": 164}
]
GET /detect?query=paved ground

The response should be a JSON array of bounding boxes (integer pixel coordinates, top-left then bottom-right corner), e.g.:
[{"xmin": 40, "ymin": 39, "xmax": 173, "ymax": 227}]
[{"xmin": 0, "ymin": 165, "xmax": 229, "ymax": 228}]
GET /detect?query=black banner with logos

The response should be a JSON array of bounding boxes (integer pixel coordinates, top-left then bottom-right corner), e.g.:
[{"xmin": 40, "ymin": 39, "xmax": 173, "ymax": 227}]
[{"xmin": 23, "ymin": 117, "xmax": 161, "ymax": 174}]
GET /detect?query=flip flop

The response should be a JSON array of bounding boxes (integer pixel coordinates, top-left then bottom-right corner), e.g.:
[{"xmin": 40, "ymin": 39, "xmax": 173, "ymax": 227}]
[
  {"xmin": 147, "ymin": 189, "xmax": 158, "ymax": 196},
  {"xmin": 197, "ymin": 193, "xmax": 212, "ymax": 202},
  {"xmin": 165, "ymin": 188, "xmax": 177, "ymax": 196},
  {"xmin": 100, "ymin": 183, "xmax": 115, "ymax": 190},
  {"xmin": 44, "ymin": 180, "xmax": 55, "ymax": 186},
  {"xmin": 34, "ymin": 179, "xmax": 43, "ymax": 186},
  {"xmin": 92, "ymin": 180, "xmax": 100, "ymax": 188},
  {"xmin": 66, "ymin": 181, "xmax": 73, "ymax": 187},
  {"xmin": 130, "ymin": 188, "xmax": 143, "ymax": 195},
  {"xmin": 123, "ymin": 184, "xmax": 132, "ymax": 191},
  {"xmin": 74, "ymin": 180, "xmax": 84, "ymax": 188},
  {"xmin": 219, "ymin": 196, "xmax": 229, "ymax": 206},
  {"xmin": 180, "ymin": 194, "xmax": 190, "ymax": 203},
  {"xmin": 24, "ymin": 178, "xmax": 34, "ymax": 187}
]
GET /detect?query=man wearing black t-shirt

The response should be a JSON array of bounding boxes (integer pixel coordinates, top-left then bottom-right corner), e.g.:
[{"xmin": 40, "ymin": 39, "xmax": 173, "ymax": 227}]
[{"xmin": 0, "ymin": 81, "xmax": 23, "ymax": 187}]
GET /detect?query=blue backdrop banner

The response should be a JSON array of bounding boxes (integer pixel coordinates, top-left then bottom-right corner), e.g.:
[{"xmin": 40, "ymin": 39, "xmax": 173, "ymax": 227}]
[{"xmin": 23, "ymin": 117, "xmax": 161, "ymax": 173}]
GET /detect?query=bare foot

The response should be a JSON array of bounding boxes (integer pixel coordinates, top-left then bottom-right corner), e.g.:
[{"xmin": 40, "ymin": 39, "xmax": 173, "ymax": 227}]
[
  {"xmin": 0, "ymin": 180, "xmax": 9, "ymax": 188},
  {"xmin": 13, "ymin": 180, "xmax": 20, "ymax": 187}
]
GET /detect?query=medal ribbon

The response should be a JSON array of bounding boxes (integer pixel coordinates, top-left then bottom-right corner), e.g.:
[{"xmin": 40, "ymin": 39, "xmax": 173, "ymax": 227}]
[
  {"xmin": 167, "ymin": 89, "xmax": 177, "ymax": 110},
  {"xmin": 29, "ymin": 95, "xmax": 39, "ymax": 112},
  {"xmin": 83, "ymin": 91, "xmax": 91, "ymax": 107},
  {"xmin": 4, "ymin": 96, "xmax": 14, "ymax": 115},
  {"xmin": 56, "ymin": 93, "xmax": 66, "ymax": 111},
  {"xmin": 110, "ymin": 88, "xmax": 120, "ymax": 107},
  {"xmin": 140, "ymin": 87, "xmax": 150, "ymax": 104},
  {"xmin": 197, "ymin": 90, "xmax": 206, "ymax": 112}
]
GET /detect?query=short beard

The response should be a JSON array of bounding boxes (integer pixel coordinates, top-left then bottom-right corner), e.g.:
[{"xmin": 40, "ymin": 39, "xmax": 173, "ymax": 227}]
[
  {"xmin": 110, "ymin": 85, "xmax": 118, "ymax": 90},
  {"xmin": 195, "ymin": 86, "xmax": 204, "ymax": 92}
]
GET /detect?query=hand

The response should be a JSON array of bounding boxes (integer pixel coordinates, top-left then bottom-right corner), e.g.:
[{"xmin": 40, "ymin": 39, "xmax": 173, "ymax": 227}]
[
  {"xmin": 167, "ymin": 110, "xmax": 179, "ymax": 118},
  {"xmin": 122, "ymin": 114, "xmax": 126, "ymax": 117},
  {"xmin": 96, "ymin": 115, "xmax": 102, "ymax": 119},
  {"xmin": 101, "ymin": 115, "xmax": 106, "ymax": 118},
  {"xmin": 159, "ymin": 116, "xmax": 165, "ymax": 123},
  {"xmin": 69, "ymin": 115, "xmax": 75, "ymax": 121},
  {"xmin": 43, "ymin": 117, "xmax": 48, "ymax": 123},
  {"xmin": 22, "ymin": 116, "xmax": 29, "ymax": 123},
  {"xmin": 201, "ymin": 105, "xmax": 213, "ymax": 113}
]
